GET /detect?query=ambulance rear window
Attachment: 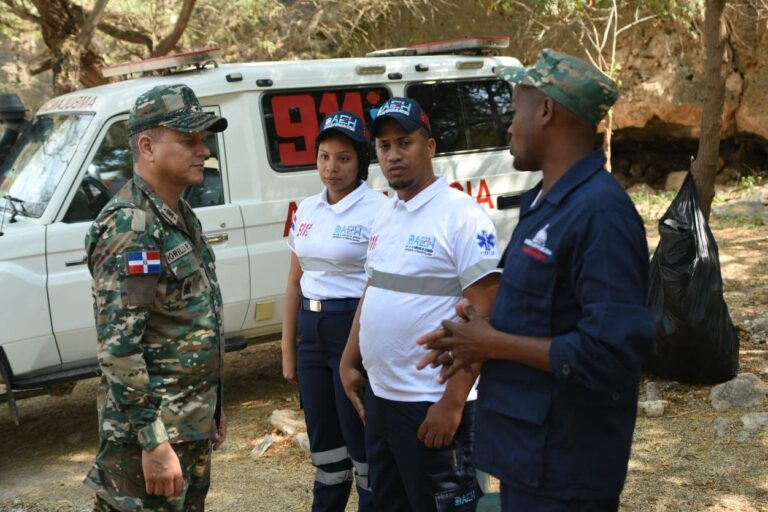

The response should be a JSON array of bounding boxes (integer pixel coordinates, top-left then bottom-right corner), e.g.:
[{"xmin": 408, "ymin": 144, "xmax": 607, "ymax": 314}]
[
  {"xmin": 262, "ymin": 87, "xmax": 391, "ymax": 172},
  {"xmin": 406, "ymin": 79, "xmax": 512, "ymax": 156}
]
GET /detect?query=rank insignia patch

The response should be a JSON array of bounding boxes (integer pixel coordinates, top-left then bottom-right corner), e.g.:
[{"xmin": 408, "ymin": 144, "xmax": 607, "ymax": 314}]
[{"xmin": 126, "ymin": 251, "xmax": 161, "ymax": 275}]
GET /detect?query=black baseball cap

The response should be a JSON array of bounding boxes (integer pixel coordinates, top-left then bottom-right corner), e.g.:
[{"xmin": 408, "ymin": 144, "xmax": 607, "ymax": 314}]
[
  {"xmin": 370, "ymin": 97, "xmax": 432, "ymax": 137},
  {"xmin": 317, "ymin": 111, "xmax": 370, "ymax": 143}
]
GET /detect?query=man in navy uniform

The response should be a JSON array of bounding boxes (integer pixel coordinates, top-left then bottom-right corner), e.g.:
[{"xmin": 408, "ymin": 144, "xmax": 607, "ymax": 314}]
[{"xmin": 418, "ymin": 49, "xmax": 655, "ymax": 511}]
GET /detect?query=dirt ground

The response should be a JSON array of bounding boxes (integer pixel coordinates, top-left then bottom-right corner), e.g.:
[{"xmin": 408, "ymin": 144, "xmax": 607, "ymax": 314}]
[{"xmin": 1, "ymin": 187, "xmax": 766, "ymax": 512}]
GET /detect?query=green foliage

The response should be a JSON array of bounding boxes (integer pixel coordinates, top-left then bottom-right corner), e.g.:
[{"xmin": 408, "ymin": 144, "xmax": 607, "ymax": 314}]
[
  {"xmin": 738, "ymin": 174, "xmax": 760, "ymax": 191},
  {"xmin": 491, "ymin": 0, "xmax": 703, "ymax": 20}
]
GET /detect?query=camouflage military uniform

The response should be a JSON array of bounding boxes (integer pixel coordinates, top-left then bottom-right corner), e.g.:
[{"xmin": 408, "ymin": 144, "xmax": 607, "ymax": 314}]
[
  {"xmin": 84, "ymin": 173, "xmax": 224, "ymax": 511},
  {"xmin": 83, "ymin": 83, "xmax": 227, "ymax": 512}
]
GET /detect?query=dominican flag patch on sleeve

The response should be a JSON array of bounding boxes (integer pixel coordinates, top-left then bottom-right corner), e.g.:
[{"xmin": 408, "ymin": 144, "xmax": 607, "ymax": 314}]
[{"xmin": 126, "ymin": 251, "xmax": 161, "ymax": 275}]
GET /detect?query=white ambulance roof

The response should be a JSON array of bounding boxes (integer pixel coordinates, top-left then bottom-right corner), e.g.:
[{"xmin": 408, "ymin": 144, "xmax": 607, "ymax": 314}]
[{"xmin": 35, "ymin": 55, "xmax": 523, "ymax": 118}]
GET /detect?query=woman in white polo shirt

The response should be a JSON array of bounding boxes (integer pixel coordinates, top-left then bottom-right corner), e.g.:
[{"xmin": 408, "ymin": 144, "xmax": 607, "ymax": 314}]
[{"xmin": 281, "ymin": 110, "xmax": 385, "ymax": 512}]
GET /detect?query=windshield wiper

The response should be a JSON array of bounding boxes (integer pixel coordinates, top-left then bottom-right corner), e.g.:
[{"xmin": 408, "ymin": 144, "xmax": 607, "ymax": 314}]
[{"xmin": 3, "ymin": 194, "xmax": 27, "ymax": 223}]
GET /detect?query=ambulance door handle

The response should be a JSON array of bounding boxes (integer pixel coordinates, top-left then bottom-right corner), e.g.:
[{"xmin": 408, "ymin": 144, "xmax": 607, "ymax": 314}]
[
  {"xmin": 65, "ymin": 255, "xmax": 87, "ymax": 267},
  {"xmin": 205, "ymin": 233, "xmax": 229, "ymax": 245},
  {"xmin": 497, "ymin": 193, "xmax": 523, "ymax": 210}
]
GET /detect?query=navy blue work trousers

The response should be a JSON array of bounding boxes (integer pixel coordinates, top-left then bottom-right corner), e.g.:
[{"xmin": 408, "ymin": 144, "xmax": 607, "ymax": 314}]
[
  {"xmin": 297, "ymin": 303, "xmax": 373, "ymax": 512},
  {"xmin": 364, "ymin": 387, "xmax": 483, "ymax": 512},
  {"xmin": 500, "ymin": 484, "xmax": 619, "ymax": 512}
]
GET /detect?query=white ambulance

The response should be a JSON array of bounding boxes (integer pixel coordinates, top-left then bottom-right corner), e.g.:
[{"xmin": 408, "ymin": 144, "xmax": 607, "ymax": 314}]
[{"xmin": 0, "ymin": 39, "xmax": 539, "ymax": 421}]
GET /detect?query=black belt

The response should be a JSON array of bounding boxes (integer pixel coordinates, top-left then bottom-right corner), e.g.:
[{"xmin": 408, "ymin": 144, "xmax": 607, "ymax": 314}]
[{"xmin": 301, "ymin": 298, "xmax": 360, "ymax": 313}]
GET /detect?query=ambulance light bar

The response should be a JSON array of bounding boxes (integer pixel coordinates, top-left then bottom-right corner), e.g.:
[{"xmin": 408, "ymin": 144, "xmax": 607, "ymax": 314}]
[
  {"xmin": 366, "ymin": 36, "xmax": 510, "ymax": 58},
  {"xmin": 102, "ymin": 48, "xmax": 222, "ymax": 78}
]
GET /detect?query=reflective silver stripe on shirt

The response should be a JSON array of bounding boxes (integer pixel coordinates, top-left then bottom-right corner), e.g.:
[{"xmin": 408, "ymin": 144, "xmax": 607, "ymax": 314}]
[
  {"xmin": 370, "ymin": 269, "xmax": 462, "ymax": 297},
  {"xmin": 458, "ymin": 259, "xmax": 500, "ymax": 289},
  {"xmin": 310, "ymin": 445, "xmax": 349, "ymax": 466},
  {"xmin": 315, "ymin": 468, "xmax": 353, "ymax": 486},
  {"xmin": 351, "ymin": 459, "xmax": 371, "ymax": 491},
  {"xmin": 299, "ymin": 256, "xmax": 366, "ymax": 274}
]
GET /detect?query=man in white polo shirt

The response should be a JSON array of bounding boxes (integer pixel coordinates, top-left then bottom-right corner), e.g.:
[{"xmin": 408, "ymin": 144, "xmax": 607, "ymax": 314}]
[{"xmin": 339, "ymin": 97, "xmax": 500, "ymax": 512}]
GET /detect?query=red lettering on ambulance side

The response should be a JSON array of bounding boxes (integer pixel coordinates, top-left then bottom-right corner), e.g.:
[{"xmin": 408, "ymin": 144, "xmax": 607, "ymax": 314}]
[
  {"xmin": 449, "ymin": 180, "xmax": 494, "ymax": 208},
  {"xmin": 272, "ymin": 95, "xmax": 318, "ymax": 166},
  {"xmin": 318, "ymin": 92, "xmax": 366, "ymax": 121},
  {"xmin": 476, "ymin": 179, "xmax": 494, "ymax": 209},
  {"xmin": 283, "ymin": 201, "xmax": 298, "ymax": 238}
]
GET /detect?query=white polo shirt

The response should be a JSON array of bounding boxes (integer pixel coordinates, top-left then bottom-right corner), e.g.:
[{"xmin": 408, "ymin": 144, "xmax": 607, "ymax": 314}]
[
  {"xmin": 359, "ymin": 177, "xmax": 500, "ymax": 402},
  {"xmin": 288, "ymin": 182, "xmax": 387, "ymax": 300}
]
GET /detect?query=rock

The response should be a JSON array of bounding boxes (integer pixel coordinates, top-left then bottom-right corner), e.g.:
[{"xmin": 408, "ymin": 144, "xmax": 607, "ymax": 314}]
[
  {"xmin": 645, "ymin": 381, "xmax": 661, "ymax": 401},
  {"xmin": 747, "ymin": 184, "xmax": 768, "ymax": 205},
  {"xmin": 65, "ymin": 431, "xmax": 82, "ymax": 445},
  {"xmin": 627, "ymin": 183, "xmax": 654, "ymax": 196},
  {"xmin": 750, "ymin": 318, "xmax": 768, "ymax": 332},
  {"xmin": 269, "ymin": 409, "xmax": 306, "ymax": 436},
  {"xmin": 659, "ymin": 381, "xmax": 680, "ymax": 392},
  {"xmin": 713, "ymin": 417, "xmax": 729, "ymax": 439},
  {"xmin": 710, "ymin": 373, "xmax": 768, "ymax": 411},
  {"xmin": 715, "ymin": 165, "xmax": 741, "ymax": 185},
  {"xmin": 711, "ymin": 200, "xmax": 767, "ymax": 218},
  {"xmin": 741, "ymin": 412, "xmax": 768, "ymax": 430},
  {"xmin": 251, "ymin": 434, "xmax": 274, "ymax": 458},
  {"xmin": 292, "ymin": 432, "xmax": 310, "ymax": 451},
  {"xmin": 736, "ymin": 412, "xmax": 768, "ymax": 442},
  {"xmin": 664, "ymin": 171, "xmax": 687, "ymax": 191},
  {"xmin": 638, "ymin": 400, "xmax": 668, "ymax": 417}
]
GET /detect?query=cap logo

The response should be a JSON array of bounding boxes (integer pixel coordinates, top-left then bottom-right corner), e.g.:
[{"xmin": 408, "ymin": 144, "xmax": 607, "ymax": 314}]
[
  {"xmin": 162, "ymin": 94, "xmax": 185, "ymax": 113},
  {"xmin": 378, "ymin": 100, "xmax": 412, "ymax": 117},
  {"xmin": 419, "ymin": 111, "xmax": 431, "ymax": 128},
  {"xmin": 323, "ymin": 113, "xmax": 358, "ymax": 132}
]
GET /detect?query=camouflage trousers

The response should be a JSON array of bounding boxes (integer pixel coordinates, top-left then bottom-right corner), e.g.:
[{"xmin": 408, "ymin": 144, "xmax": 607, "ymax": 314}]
[{"xmin": 85, "ymin": 439, "xmax": 212, "ymax": 511}]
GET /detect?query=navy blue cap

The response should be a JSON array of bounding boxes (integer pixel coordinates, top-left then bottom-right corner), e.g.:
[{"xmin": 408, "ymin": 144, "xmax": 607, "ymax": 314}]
[
  {"xmin": 370, "ymin": 97, "xmax": 432, "ymax": 137},
  {"xmin": 317, "ymin": 111, "xmax": 370, "ymax": 143}
]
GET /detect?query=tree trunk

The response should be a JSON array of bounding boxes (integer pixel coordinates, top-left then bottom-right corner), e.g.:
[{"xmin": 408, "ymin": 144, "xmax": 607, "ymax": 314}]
[
  {"xmin": 691, "ymin": 0, "xmax": 727, "ymax": 221},
  {"xmin": 151, "ymin": 0, "xmax": 196, "ymax": 57},
  {"xmin": 31, "ymin": 0, "xmax": 109, "ymax": 94}
]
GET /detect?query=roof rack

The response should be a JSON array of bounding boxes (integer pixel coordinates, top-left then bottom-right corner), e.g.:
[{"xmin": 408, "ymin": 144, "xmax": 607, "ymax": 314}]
[
  {"xmin": 366, "ymin": 36, "xmax": 510, "ymax": 58},
  {"xmin": 102, "ymin": 47, "xmax": 221, "ymax": 79}
]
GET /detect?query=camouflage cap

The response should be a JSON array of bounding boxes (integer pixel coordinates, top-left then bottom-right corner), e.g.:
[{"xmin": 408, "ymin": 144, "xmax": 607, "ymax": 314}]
[
  {"xmin": 127, "ymin": 84, "xmax": 228, "ymax": 136},
  {"xmin": 495, "ymin": 48, "xmax": 618, "ymax": 126}
]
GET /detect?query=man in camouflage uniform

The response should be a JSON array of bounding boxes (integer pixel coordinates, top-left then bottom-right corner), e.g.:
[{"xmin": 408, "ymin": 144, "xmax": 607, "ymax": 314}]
[
  {"xmin": 84, "ymin": 83, "xmax": 228, "ymax": 511},
  {"xmin": 418, "ymin": 49, "xmax": 654, "ymax": 510}
]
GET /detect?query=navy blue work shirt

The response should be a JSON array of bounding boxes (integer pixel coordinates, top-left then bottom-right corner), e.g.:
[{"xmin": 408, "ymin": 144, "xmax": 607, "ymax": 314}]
[{"xmin": 474, "ymin": 149, "xmax": 654, "ymax": 500}]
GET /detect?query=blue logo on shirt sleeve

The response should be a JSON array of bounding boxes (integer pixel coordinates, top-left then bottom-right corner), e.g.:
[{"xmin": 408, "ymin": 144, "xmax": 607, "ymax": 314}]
[{"xmin": 477, "ymin": 230, "xmax": 496, "ymax": 251}]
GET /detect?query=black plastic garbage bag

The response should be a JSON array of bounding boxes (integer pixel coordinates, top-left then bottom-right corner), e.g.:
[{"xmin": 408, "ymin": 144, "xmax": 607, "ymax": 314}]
[{"xmin": 645, "ymin": 172, "xmax": 739, "ymax": 383}]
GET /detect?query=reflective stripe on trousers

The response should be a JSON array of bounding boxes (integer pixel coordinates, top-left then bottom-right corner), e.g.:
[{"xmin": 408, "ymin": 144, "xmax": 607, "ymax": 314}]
[
  {"xmin": 311, "ymin": 445, "xmax": 349, "ymax": 466},
  {"xmin": 315, "ymin": 468, "xmax": 353, "ymax": 486},
  {"xmin": 351, "ymin": 458, "xmax": 371, "ymax": 491}
]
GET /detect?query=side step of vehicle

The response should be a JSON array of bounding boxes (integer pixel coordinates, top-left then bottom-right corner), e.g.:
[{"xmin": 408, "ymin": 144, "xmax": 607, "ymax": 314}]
[{"xmin": 1, "ymin": 337, "xmax": 250, "ymax": 424}]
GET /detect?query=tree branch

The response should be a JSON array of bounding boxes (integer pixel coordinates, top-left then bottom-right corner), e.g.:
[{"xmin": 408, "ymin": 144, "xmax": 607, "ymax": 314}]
[
  {"xmin": 30, "ymin": 57, "xmax": 52, "ymax": 75},
  {"xmin": 151, "ymin": 0, "xmax": 195, "ymax": 57},
  {"xmin": 78, "ymin": 0, "xmax": 109, "ymax": 46},
  {"xmin": 1, "ymin": 0, "xmax": 40, "ymax": 23},
  {"xmin": 97, "ymin": 20, "xmax": 153, "ymax": 50},
  {"xmin": 615, "ymin": 14, "xmax": 657, "ymax": 37}
]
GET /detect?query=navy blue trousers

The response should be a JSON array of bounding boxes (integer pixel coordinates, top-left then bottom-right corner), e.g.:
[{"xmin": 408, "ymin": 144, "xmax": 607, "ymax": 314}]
[
  {"xmin": 364, "ymin": 387, "xmax": 482, "ymax": 512},
  {"xmin": 500, "ymin": 484, "xmax": 619, "ymax": 512},
  {"xmin": 297, "ymin": 304, "xmax": 373, "ymax": 512}
]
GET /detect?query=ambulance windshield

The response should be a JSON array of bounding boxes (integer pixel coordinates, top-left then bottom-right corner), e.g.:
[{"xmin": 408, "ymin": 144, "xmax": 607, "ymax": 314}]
[{"xmin": 0, "ymin": 113, "xmax": 93, "ymax": 218}]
